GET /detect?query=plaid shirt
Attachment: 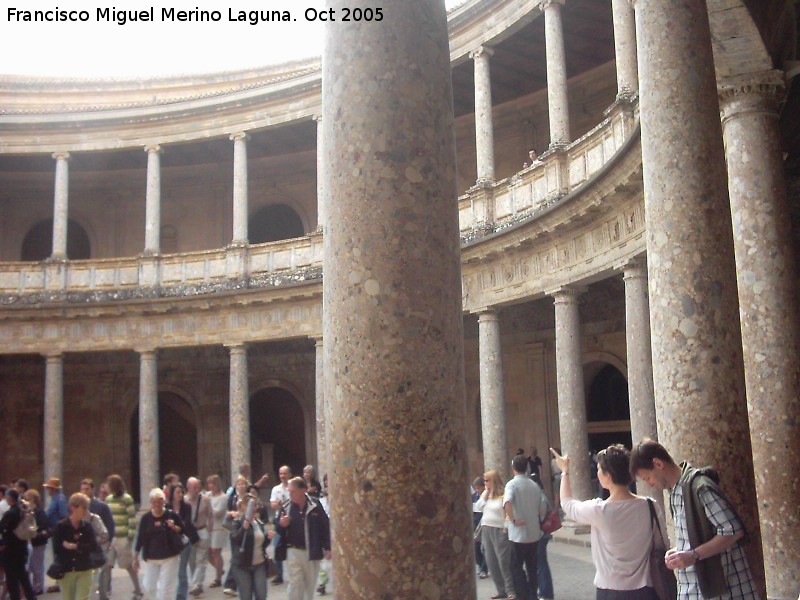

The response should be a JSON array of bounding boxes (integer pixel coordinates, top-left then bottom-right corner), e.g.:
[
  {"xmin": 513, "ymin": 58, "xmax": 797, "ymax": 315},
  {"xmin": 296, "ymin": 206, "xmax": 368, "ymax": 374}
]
[{"xmin": 670, "ymin": 473, "xmax": 759, "ymax": 600}]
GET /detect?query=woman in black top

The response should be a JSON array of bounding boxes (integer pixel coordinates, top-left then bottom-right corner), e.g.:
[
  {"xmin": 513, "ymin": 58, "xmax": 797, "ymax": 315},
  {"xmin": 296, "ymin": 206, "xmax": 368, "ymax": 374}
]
[
  {"xmin": 132, "ymin": 488, "xmax": 185, "ymax": 600},
  {"xmin": 225, "ymin": 494, "xmax": 272, "ymax": 600},
  {"xmin": 0, "ymin": 489, "xmax": 37, "ymax": 600},
  {"xmin": 51, "ymin": 492, "xmax": 98, "ymax": 600}
]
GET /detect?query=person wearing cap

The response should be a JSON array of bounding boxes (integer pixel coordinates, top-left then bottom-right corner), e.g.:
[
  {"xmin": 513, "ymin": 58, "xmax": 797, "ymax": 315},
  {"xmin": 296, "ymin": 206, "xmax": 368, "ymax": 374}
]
[{"xmin": 44, "ymin": 478, "xmax": 68, "ymax": 530}]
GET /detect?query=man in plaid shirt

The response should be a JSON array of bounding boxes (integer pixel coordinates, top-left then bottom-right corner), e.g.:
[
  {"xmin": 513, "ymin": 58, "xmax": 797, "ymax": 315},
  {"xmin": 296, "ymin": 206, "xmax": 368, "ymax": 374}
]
[{"xmin": 630, "ymin": 440, "xmax": 759, "ymax": 600}]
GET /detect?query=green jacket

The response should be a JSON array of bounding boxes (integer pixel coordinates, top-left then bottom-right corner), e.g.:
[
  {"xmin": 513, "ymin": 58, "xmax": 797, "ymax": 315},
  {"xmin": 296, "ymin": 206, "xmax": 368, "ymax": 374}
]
[{"xmin": 106, "ymin": 493, "xmax": 137, "ymax": 541}]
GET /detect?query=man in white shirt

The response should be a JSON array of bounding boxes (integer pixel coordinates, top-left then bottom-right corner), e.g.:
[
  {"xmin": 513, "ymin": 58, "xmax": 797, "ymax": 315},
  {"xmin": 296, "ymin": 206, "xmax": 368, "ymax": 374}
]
[
  {"xmin": 504, "ymin": 454, "xmax": 546, "ymax": 600},
  {"xmin": 269, "ymin": 466, "xmax": 292, "ymax": 585}
]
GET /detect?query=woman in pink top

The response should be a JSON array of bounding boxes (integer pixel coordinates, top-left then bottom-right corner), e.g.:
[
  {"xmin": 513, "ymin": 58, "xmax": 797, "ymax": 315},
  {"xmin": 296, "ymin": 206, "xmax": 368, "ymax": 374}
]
[{"xmin": 551, "ymin": 445, "xmax": 668, "ymax": 600}]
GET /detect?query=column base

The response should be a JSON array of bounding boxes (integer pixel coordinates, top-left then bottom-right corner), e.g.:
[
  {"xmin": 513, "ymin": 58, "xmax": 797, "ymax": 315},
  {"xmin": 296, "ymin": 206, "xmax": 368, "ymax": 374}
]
[
  {"xmin": 138, "ymin": 254, "xmax": 161, "ymax": 287},
  {"xmin": 43, "ymin": 258, "xmax": 67, "ymax": 291},
  {"xmin": 225, "ymin": 244, "xmax": 250, "ymax": 279}
]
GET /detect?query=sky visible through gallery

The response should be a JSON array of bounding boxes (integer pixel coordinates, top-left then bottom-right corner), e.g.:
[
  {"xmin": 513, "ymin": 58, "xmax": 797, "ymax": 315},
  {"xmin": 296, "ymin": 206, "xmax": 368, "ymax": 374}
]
[{"xmin": 1, "ymin": 1, "xmax": 466, "ymax": 77}]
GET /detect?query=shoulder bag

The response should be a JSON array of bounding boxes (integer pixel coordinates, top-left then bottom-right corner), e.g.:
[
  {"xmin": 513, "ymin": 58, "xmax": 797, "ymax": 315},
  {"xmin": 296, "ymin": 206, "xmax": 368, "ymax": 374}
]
[{"xmin": 647, "ymin": 498, "xmax": 677, "ymax": 600}]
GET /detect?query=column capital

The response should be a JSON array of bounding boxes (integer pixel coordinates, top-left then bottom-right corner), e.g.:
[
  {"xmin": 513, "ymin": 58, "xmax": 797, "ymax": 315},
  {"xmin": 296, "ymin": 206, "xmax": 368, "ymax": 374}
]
[
  {"xmin": 225, "ymin": 342, "xmax": 248, "ymax": 353},
  {"xmin": 136, "ymin": 348, "xmax": 158, "ymax": 357},
  {"xmin": 230, "ymin": 131, "xmax": 249, "ymax": 142},
  {"xmin": 44, "ymin": 352, "xmax": 64, "ymax": 361},
  {"xmin": 469, "ymin": 45, "xmax": 494, "ymax": 60},
  {"xmin": 144, "ymin": 144, "xmax": 162, "ymax": 155},
  {"xmin": 312, "ymin": 113, "xmax": 323, "ymax": 123},
  {"xmin": 311, "ymin": 335, "xmax": 324, "ymax": 346},
  {"xmin": 540, "ymin": 0, "xmax": 565, "ymax": 11},
  {"xmin": 616, "ymin": 256, "xmax": 647, "ymax": 279},
  {"xmin": 476, "ymin": 308, "xmax": 499, "ymax": 321},
  {"xmin": 718, "ymin": 71, "xmax": 785, "ymax": 124},
  {"xmin": 548, "ymin": 285, "xmax": 586, "ymax": 302},
  {"xmin": 52, "ymin": 152, "xmax": 70, "ymax": 161}
]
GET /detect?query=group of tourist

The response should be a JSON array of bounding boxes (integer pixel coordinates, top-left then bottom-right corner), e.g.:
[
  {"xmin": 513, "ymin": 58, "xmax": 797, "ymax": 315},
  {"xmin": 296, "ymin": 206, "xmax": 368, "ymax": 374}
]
[
  {"xmin": 0, "ymin": 463, "xmax": 332, "ymax": 600},
  {"xmin": 471, "ymin": 439, "xmax": 759, "ymax": 600}
]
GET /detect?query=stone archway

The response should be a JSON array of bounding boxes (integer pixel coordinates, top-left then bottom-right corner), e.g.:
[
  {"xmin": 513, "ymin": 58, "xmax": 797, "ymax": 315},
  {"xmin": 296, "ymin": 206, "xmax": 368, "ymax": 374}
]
[
  {"xmin": 584, "ymin": 362, "xmax": 631, "ymax": 452},
  {"xmin": 249, "ymin": 386, "xmax": 306, "ymax": 480},
  {"xmin": 21, "ymin": 218, "xmax": 91, "ymax": 261},
  {"xmin": 249, "ymin": 204, "xmax": 305, "ymax": 243},
  {"xmin": 129, "ymin": 391, "xmax": 198, "ymax": 502}
]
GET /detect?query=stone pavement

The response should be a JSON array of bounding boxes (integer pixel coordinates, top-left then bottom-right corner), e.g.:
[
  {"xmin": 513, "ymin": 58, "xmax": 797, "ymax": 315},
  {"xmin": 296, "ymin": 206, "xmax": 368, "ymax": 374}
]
[{"xmin": 42, "ymin": 540, "xmax": 596, "ymax": 599}]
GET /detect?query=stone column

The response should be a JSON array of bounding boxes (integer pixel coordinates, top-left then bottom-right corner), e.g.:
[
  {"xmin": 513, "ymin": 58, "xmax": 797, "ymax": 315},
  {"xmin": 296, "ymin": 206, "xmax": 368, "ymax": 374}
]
[
  {"xmin": 551, "ymin": 288, "xmax": 592, "ymax": 500},
  {"xmin": 470, "ymin": 46, "xmax": 495, "ymax": 184},
  {"xmin": 51, "ymin": 153, "xmax": 70, "ymax": 260},
  {"xmin": 313, "ymin": 115, "xmax": 326, "ymax": 231},
  {"xmin": 719, "ymin": 72, "xmax": 800, "ymax": 600},
  {"xmin": 620, "ymin": 259, "xmax": 660, "ymax": 503},
  {"xmin": 228, "ymin": 344, "xmax": 250, "ymax": 480},
  {"xmin": 478, "ymin": 310, "xmax": 508, "ymax": 478},
  {"xmin": 313, "ymin": 337, "xmax": 328, "ymax": 481},
  {"xmin": 633, "ymin": 0, "xmax": 763, "ymax": 585},
  {"xmin": 139, "ymin": 350, "xmax": 159, "ymax": 503},
  {"xmin": 542, "ymin": 0, "xmax": 571, "ymax": 150},
  {"xmin": 144, "ymin": 145, "xmax": 162, "ymax": 255},
  {"xmin": 230, "ymin": 133, "xmax": 249, "ymax": 245},
  {"xmin": 611, "ymin": 0, "xmax": 638, "ymax": 100},
  {"xmin": 322, "ymin": 1, "xmax": 475, "ymax": 596},
  {"xmin": 43, "ymin": 353, "xmax": 64, "ymax": 486}
]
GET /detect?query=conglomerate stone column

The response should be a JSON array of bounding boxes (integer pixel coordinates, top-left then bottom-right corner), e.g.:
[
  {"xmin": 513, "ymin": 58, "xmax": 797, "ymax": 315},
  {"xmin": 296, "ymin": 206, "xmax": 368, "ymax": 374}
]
[
  {"xmin": 720, "ymin": 72, "xmax": 800, "ymax": 600},
  {"xmin": 313, "ymin": 115, "xmax": 326, "ymax": 231},
  {"xmin": 322, "ymin": 2, "xmax": 475, "ymax": 597},
  {"xmin": 470, "ymin": 46, "xmax": 495, "ymax": 184},
  {"xmin": 43, "ymin": 353, "xmax": 64, "ymax": 487},
  {"xmin": 611, "ymin": 0, "xmax": 637, "ymax": 100},
  {"xmin": 478, "ymin": 310, "xmax": 509, "ymax": 478},
  {"xmin": 632, "ymin": 0, "xmax": 764, "ymax": 586},
  {"xmin": 620, "ymin": 259, "xmax": 660, "ymax": 504},
  {"xmin": 552, "ymin": 288, "xmax": 592, "ymax": 500},
  {"xmin": 230, "ymin": 132, "xmax": 249, "ymax": 245},
  {"xmin": 144, "ymin": 145, "xmax": 162, "ymax": 255},
  {"xmin": 228, "ymin": 344, "xmax": 250, "ymax": 480},
  {"xmin": 51, "ymin": 153, "xmax": 70, "ymax": 259},
  {"xmin": 138, "ymin": 350, "xmax": 159, "ymax": 503},
  {"xmin": 313, "ymin": 337, "xmax": 328, "ymax": 481},
  {"xmin": 542, "ymin": 0, "xmax": 571, "ymax": 149}
]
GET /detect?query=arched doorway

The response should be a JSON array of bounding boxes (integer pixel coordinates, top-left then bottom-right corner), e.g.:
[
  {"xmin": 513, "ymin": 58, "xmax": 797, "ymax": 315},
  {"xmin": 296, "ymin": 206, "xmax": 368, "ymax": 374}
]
[
  {"xmin": 585, "ymin": 362, "xmax": 631, "ymax": 451},
  {"xmin": 249, "ymin": 204, "xmax": 305, "ymax": 243},
  {"xmin": 249, "ymin": 387, "xmax": 306, "ymax": 480},
  {"xmin": 21, "ymin": 218, "xmax": 91, "ymax": 261},
  {"xmin": 130, "ymin": 392, "xmax": 198, "ymax": 502}
]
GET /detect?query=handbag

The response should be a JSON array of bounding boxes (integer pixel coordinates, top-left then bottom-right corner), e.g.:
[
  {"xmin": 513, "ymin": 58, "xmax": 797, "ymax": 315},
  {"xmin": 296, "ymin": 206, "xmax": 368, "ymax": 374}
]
[
  {"xmin": 89, "ymin": 545, "xmax": 107, "ymax": 569},
  {"xmin": 47, "ymin": 560, "xmax": 65, "ymax": 580},
  {"xmin": 540, "ymin": 508, "xmax": 562, "ymax": 535},
  {"xmin": 647, "ymin": 499, "xmax": 678, "ymax": 600},
  {"xmin": 473, "ymin": 523, "xmax": 483, "ymax": 542}
]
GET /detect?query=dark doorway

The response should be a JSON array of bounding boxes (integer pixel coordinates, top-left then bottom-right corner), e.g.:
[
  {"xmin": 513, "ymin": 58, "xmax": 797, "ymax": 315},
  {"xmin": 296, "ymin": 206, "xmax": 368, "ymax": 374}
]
[
  {"xmin": 21, "ymin": 219, "xmax": 91, "ymax": 261},
  {"xmin": 249, "ymin": 387, "xmax": 306, "ymax": 479},
  {"xmin": 130, "ymin": 392, "xmax": 198, "ymax": 503},
  {"xmin": 249, "ymin": 204, "xmax": 305, "ymax": 243},
  {"xmin": 586, "ymin": 363, "xmax": 632, "ymax": 452}
]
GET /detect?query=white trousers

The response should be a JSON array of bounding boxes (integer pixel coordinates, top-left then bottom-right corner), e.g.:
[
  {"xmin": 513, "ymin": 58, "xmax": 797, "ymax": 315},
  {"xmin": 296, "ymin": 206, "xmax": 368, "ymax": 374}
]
[
  {"xmin": 285, "ymin": 547, "xmax": 320, "ymax": 600},
  {"xmin": 142, "ymin": 555, "xmax": 180, "ymax": 600},
  {"xmin": 189, "ymin": 529, "xmax": 210, "ymax": 589}
]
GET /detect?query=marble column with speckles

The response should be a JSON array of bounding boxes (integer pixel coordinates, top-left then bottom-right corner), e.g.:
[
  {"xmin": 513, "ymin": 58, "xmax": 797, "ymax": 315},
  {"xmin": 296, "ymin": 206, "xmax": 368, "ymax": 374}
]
[
  {"xmin": 478, "ymin": 310, "xmax": 509, "ymax": 479},
  {"xmin": 51, "ymin": 153, "xmax": 70, "ymax": 260},
  {"xmin": 313, "ymin": 337, "xmax": 328, "ymax": 482},
  {"xmin": 471, "ymin": 46, "xmax": 495, "ymax": 184},
  {"xmin": 542, "ymin": 0, "xmax": 570, "ymax": 149},
  {"xmin": 144, "ymin": 145, "xmax": 162, "ymax": 255},
  {"xmin": 633, "ymin": 0, "xmax": 763, "ymax": 586},
  {"xmin": 552, "ymin": 288, "xmax": 591, "ymax": 500},
  {"xmin": 322, "ymin": 2, "xmax": 475, "ymax": 597},
  {"xmin": 44, "ymin": 353, "xmax": 64, "ymax": 485},
  {"xmin": 611, "ymin": 0, "xmax": 637, "ymax": 100},
  {"xmin": 139, "ymin": 350, "xmax": 159, "ymax": 503},
  {"xmin": 228, "ymin": 344, "xmax": 250, "ymax": 481},
  {"xmin": 314, "ymin": 115, "xmax": 326, "ymax": 231},
  {"xmin": 621, "ymin": 260, "xmax": 661, "ymax": 505},
  {"xmin": 230, "ymin": 133, "xmax": 249, "ymax": 245},
  {"xmin": 720, "ymin": 74, "xmax": 800, "ymax": 600}
]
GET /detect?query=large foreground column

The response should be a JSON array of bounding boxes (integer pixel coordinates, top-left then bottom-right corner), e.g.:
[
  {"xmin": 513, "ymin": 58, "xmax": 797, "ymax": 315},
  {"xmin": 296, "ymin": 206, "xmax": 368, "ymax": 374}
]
[
  {"xmin": 633, "ymin": 0, "xmax": 764, "ymax": 586},
  {"xmin": 43, "ymin": 353, "xmax": 64, "ymax": 485},
  {"xmin": 478, "ymin": 310, "xmax": 509, "ymax": 478},
  {"xmin": 228, "ymin": 344, "xmax": 250, "ymax": 480},
  {"xmin": 139, "ymin": 350, "xmax": 159, "ymax": 503},
  {"xmin": 313, "ymin": 337, "xmax": 328, "ymax": 482},
  {"xmin": 720, "ymin": 74, "xmax": 800, "ymax": 600},
  {"xmin": 323, "ymin": 2, "xmax": 475, "ymax": 597},
  {"xmin": 551, "ymin": 288, "xmax": 592, "ymax": 500}
]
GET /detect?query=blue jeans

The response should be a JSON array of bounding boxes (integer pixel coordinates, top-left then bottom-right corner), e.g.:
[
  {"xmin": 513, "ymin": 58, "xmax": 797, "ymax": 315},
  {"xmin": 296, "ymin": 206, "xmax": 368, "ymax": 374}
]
[
  {"xmin": 537, "ymin": 534, "xmax": 554, "ymax": 599},
  {"xmin": 176, "ymin": 540, "xmax": 192, "ymax": 600},
  {"xmin": 232, "ymin": 561, "xmax": 267, "ymax": 600},
  {"xmin": 272, "ymin": 533, "xmax": 284, "ymax": 578}
]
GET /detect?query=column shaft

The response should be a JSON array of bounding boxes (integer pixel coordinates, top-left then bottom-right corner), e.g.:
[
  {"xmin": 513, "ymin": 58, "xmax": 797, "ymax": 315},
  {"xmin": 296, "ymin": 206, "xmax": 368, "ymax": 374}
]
[
  {"xmin": 471, "ymin": 46, "xmax": 495, "ymax": 184},
  {"xmin": 478, "ymin": 311, "xmax": 509, "ymax": 479},
  {"xmin": 44, "ymin": 354, "xmax": 64, "ymax": 485},
  {"xmin": 323, "ymin": 1, "xmax": 475, "ymax": 596},
  {"xmin": 229, "ymin": 345, "xmax": 250, "ymax": 480},
  {"xmin": 314, "ymin": 116, "xmax": 326, "ymax": 231},
  {"xmin": 611, "ymin": 0, "xmax": 638, "ymax": 100},
  {"xmin": 314, "ymin": 338, "xmax": 328, "ymax": 481},
  {"xmin": 720, "ymin": 77, "xmax": 800, "ymax": 600},
  {"xmin": 542, "ymin": 0, "xmax": 570, "ymax": 149},
  {"xmin": 51, "ymin": 153, "xmax": 70, "ymax": 259},
  {"xmin": 552, "ymin": 289, "xmax": 591, "ymax": 500},
  {"xmin": 139, "ymin": 350, "xmax": 159, "ymax": 503},
  {"xmin": 144, "ymin": 145, "xmax": 161, "ymax": 255},
  {"xmin": 634, "ymin": 0, "xmax": 763, "ymax": 586},
  {"xmin": 231, "ymin": 133, "xmax": 249, "ymax": 244}
]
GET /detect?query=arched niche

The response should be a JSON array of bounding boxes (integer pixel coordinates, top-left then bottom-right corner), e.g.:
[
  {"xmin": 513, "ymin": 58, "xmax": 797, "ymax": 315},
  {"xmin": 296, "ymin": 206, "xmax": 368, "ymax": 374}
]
[
  {"xmin": 249, "ymin": 386, "xmax": 307, "ymax": 480},
  {"xmin": 249, "ymin": 204, "xmax": 305, "ymax": 244},
  {"xmin": 20, "ymin": 218, "xmax": 91, "ymax": 261}
]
